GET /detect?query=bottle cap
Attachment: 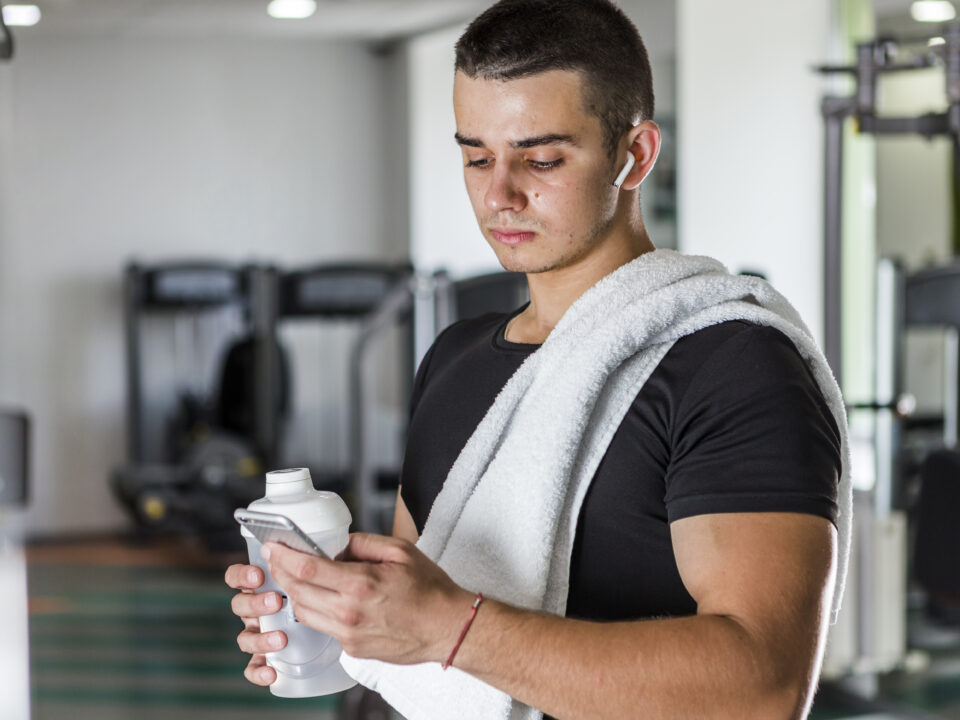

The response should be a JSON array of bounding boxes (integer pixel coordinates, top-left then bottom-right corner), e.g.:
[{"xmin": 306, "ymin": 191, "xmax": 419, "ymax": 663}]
[
  {"xmin": 264, "ymin": 468, "xmax": 312, "ymax": 499},
  {"xmin": 266, "ymin": 468, "xmax": 310, "ymax": 484},
  {"xmin": 244, "ymin": 468, "xmax": 352, "ymax": 536}
]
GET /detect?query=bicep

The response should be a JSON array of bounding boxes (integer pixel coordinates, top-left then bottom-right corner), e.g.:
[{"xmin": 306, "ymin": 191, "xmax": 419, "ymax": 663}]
[{"xmin": 671, "ymin": 512, "xmax": 837, "ymax": 675}]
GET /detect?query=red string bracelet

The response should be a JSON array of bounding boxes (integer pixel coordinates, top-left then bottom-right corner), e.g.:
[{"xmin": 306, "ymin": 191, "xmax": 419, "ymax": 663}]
[{"xmin": 442, "ymin": 592, "xmax": 484, "ymax": 670}]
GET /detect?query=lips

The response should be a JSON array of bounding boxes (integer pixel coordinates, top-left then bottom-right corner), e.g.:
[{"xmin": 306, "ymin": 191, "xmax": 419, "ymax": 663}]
[{"xmin": 490, "ymin": 229, "xmax": 535, "ymax": 246}]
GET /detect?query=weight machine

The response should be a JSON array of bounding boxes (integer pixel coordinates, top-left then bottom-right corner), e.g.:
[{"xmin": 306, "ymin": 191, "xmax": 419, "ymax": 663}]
[
  {"xmin": 259, "ymin": 263, "xmax": 416, "ymax": 534},
  {"xmin": 113, "ymin": 258, "xmax": 529, "ymax": 540},
  {"xmin": 817, "ymin": 21, "xmax": 960, "ymax": 685},
  {"xmin": 112, "ymin": 262, "xmax": 282, "ymax": 545}
]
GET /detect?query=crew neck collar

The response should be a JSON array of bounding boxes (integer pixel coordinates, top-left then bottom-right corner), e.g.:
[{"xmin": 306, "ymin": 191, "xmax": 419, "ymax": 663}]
[{"xmin": 492, "ymin": 303, "xmax": 539, "ymax": 353}]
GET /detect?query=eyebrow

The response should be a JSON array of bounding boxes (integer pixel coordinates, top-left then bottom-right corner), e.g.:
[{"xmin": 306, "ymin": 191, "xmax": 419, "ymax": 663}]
[{"xmin": 454, "ymin": 132, "xmax": 580, "ymax": 149}]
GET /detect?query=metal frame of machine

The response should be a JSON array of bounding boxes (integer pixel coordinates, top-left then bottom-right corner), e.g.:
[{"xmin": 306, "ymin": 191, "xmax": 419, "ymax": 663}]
[
  {"xmin": 114, "ymin": 259, "xmax": 531, "ymax": 540},
  {"xmin": 255, "ymin": 262, "xmax": 416, "ymax": 534},
  {"xmin": 817, "ymin": 21, "xmax": 960, "ymax": 688},
  {"xmin": 114, "ymin": 261, "xmax": 272, "ymax": 538}
]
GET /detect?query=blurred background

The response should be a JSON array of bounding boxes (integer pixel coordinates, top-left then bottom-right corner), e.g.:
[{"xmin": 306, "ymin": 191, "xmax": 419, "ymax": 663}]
[{"xmin": 0, "ymin": 0, "xmax": 959, "ymax": 717}]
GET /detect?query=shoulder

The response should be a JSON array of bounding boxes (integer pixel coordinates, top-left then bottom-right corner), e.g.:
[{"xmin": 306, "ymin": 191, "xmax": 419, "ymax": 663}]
[
  {"xmin": 647, "ymin": 321, "xmax": 810, "ymax": 411},
  {"xmin": 662, "ymin": 322, "xmax": 842, "ymax": 526},
  {"xmin": 673, "ymin": 320, "xmax": 798, "ymax": 363},
  {"xmin": 685, "ymin": 322, "xmax": 818, "ymax": 397},
  {"xmin": 654, "ymin": 319, "xmax": 841, "ymax": 455},
  {"xmin": 661, "ymin": 320, "xmax": 816, "ymax": 400}
]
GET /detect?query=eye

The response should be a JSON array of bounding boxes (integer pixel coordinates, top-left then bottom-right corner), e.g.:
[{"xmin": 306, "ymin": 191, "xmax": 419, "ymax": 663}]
[
  {"xmin": 528, "ymin": 158, "xmax": 563, "ymax": 170},
  {"xmin": 465, "ymin": 157, "xmax": 492, "ymax": 169}
]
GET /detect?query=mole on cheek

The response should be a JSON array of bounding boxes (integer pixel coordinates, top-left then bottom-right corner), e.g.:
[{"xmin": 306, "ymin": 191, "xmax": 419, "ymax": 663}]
[{"xmin": 535, "ymin": 193, "xmax": 540, "ymax": 199}]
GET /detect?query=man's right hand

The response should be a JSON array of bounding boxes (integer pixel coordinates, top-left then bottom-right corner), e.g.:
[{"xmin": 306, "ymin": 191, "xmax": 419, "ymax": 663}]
[{"xmin": 224, "ymin": 563, "xmax": 288, "ymax": 686}]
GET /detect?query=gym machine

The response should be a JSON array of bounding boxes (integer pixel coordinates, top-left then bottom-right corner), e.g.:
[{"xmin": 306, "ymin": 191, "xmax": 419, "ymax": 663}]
[
  {"xmin": 876, "ymin": 259, "xmax": 960, "ymax": 613},
  {"xmin": 818, "ymin": 22, "xmax": 960, "ymax": 382},
  {"xmin": 261, "ymin": 263, "xmax": 416, "ymax": 534},
  {"xmin": 816, "ymin": 22, "xmax": 960, "ymax": 684},
  {"xmin": 112, "ymin": 262, "xmax": 284, "ymax": 545},
  {"xmin": 113, "ymin": 259, "xmax": 529, "ymax": 540},
  {"xmin": 243, "ymin": 263, "xmax": 527, "ymax": 535}
]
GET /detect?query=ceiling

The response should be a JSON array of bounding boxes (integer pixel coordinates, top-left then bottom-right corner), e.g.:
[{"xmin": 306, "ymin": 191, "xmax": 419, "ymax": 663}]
[
  {"xmin": 11, "ymin": 0, "xmax": 949, "ymax": 49},
  {"xmin": 12, "ymin": 0, "xmax": 491, "ymax": 42},
  {"xmin": 874, "ymin": 0, "xmax": 958, "ymax": 36}
]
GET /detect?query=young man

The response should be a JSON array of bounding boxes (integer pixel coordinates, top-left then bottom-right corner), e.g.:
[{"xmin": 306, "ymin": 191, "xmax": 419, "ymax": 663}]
[{"xmin": 226, "ymin": 1, "xmax": 845, "ymax": 718}]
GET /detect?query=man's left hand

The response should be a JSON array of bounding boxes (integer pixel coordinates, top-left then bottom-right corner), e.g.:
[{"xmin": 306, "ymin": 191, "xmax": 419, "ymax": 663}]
[{"xmin": 262, "ymin": 533, "xmax": 473, "ymax": 665}]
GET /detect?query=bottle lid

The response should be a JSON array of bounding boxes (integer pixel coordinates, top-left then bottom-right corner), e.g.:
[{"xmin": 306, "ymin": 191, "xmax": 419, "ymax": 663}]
[
  {"xmin": 265, "ymin": 468, "xmax": 311, "ymax": 498},
  {"xmin": 243, "ymin": 468, "xmax": 352, "ymax": 536},
  {"xmin": 267, "ymin": 467, "xmax": 310, "ymax": 484}
]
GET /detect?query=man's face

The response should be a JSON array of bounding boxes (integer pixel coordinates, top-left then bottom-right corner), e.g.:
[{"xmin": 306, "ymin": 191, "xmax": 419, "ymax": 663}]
[{"xmin": 453, "ymin": 69, "xmax": 620, "ymax": 275}]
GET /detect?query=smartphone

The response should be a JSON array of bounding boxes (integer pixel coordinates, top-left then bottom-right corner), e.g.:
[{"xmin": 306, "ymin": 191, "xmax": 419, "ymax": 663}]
[{"xmin": 234, "ymin": 508, "xmax": 328, "ymax": 557}]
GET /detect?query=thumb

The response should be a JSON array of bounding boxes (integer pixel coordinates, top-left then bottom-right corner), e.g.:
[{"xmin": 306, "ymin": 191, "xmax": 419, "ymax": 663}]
[{"xmin": 340, "ymin": 532, "xmax": 412, "ymax": 564}]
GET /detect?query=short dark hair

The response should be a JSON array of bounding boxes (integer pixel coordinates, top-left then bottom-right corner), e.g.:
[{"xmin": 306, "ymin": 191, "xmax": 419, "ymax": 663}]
[{"xmin": 455, "ymin": 0, "xmax": 655, "ymax": 158}]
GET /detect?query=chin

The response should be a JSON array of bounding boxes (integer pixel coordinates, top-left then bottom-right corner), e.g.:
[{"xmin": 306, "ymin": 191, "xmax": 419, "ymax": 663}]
[
  {"xmin": 497, "ymin": 258, "xmax": 564, "ymax": 275},
  {"xmin": 491, "ymin": 246, "xmax": 585, "ymax": 276}
]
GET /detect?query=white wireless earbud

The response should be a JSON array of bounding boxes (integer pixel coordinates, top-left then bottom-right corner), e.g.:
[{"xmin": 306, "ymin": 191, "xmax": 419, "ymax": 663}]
[{"xmin": 612, "ymin": 152, "xmax": 636, "ymax": 189}]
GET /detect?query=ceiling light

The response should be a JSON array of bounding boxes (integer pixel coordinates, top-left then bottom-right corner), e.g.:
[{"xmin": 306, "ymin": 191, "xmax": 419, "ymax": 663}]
[
  {"xmin": 2, "ymin": 4, "xmax": 41, "ymax": 27},
  {"xmin": 928, "ymin": 36, "xmax": 947, "ymax": 45},
  {"xmin": 911, "ymin": 1, "xmax": 957, "ymax": 22},
  {"xmin": 266, "ymin": 0, "xmax": 317, "ymax": 19}
]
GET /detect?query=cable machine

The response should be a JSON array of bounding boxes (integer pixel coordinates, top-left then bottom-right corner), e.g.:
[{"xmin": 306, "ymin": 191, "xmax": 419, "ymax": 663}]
[
  {"xmin": 818, "ymin": 22, "xmax": 960, "ymax": 382},
  {"xmin": 817, "ymin": 20, "xmax": 960, "ymax": 687}
]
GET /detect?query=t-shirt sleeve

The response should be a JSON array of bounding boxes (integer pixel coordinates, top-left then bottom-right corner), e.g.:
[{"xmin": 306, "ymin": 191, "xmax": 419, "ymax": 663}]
[
  {"xmin": 399, "ymin": 318, "xmax": 471, "ymax": 495},
  {"xmin": 664, "ymin": 325, "xmax": 842, "ymax": 527},
  {"xmin": 405, "ymin": 318, "xmax": 466, "ymax": 420}
]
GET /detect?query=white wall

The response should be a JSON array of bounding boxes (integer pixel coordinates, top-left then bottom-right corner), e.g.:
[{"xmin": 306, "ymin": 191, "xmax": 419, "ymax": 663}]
[
  {"xmin": 408, "ymin": 22, "xmax": 488, "ymax": 278},
  {"xmin": 0, "ymin": 61, "xmax": 13, "ymax": 406},
  {"xmin": 0, "ymin": 35, "xmax": 396, "ymax": 535},
  {"xmin": 678, "ymin": 0, "xmax": 831, "ymax": 343}
]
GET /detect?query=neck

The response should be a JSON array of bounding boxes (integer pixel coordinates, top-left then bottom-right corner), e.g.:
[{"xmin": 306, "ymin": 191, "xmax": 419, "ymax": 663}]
[{"xmin": 510, "ymin": 221, "xmax": 656, "ymax": 344}]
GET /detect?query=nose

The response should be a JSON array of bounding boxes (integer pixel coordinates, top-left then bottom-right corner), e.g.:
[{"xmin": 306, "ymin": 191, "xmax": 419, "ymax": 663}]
[{"xmin": 483, "ymin": 162, "xmax": 527, "ymax": 214}]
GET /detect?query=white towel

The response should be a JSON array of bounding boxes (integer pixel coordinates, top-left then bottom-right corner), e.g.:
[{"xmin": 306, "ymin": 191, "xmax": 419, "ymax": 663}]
[{"xmin": 340, "ymin": 249, "xmax": 852, "ymax": 720}]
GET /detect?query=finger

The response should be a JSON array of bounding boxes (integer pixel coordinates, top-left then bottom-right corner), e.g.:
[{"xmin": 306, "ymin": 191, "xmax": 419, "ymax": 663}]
[
  {"xmin": 287, "ymin": 597, "xmax": 348, "ymax": 640},
  {"xmin": 237, "ymin": 628, "xmax": 288, "ymax": 655},
  {"xmin": 243, "ymin": 654, "xmax": 277, "ymax": 686},
  {"xmin": 225, "ymin": 564, "xmax": 265, "ymax": 590},
  {"xmin": 274, "ymin": 570, "xmax": 343, "ymax": 614},
  {"xmin": 339, "ymin": 533, "xmax": 412, "ymax": 564},
  {"xmin": 264, "ymin": 543, "xmax": 349, "ymax": 591},
  {"xmin": 231, "ymin": 590, "xmax": 283, "ymax": 619}
]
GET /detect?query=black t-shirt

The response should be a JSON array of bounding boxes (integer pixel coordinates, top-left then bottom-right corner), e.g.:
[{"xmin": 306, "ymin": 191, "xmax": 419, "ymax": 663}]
[{"xmin": 400, "ymin": 311, "xmax": 841, "ymax": 622}]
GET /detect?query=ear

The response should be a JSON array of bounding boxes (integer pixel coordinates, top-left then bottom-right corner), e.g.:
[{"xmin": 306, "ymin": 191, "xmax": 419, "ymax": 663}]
[{"xmin": 617, "ymin": 121, "xmax": 661, "ymax": 191}]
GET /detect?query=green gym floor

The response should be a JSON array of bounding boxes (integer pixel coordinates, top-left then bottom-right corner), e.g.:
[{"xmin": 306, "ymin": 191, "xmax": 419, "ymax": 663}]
[{"xmin": 24, "ymin": 536, "xmax": 960, "ymax": 719}]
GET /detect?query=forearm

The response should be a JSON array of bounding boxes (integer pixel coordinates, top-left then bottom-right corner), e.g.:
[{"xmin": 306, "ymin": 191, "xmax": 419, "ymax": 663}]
[{"xmin": 451, "ymin": 599, "xmax": 809, "ymax": 720}]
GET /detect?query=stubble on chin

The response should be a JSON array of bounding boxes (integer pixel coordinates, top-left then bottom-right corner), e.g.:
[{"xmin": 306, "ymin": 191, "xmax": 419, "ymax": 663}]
[{"xmin": 488, "ymin": 212, "xmax": 616, "ymax": 276}]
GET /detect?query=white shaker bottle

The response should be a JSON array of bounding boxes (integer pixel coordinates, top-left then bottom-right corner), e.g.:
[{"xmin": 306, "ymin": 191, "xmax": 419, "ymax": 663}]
[{"xmin": 239, "ymin": 467, "xmax": 357, "ymax": 697}]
